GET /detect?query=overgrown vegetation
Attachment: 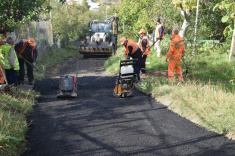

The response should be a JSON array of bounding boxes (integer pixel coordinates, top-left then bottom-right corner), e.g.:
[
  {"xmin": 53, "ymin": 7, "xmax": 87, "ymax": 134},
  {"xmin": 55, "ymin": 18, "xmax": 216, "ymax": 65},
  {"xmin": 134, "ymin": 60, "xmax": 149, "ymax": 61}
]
[
  {"xmin": 0, "ymin": 92, "xmax": 38, "ymax": 155},
  {"xmin": 51, "ymin": 0, "xmax": 107, "ymax": 43}
]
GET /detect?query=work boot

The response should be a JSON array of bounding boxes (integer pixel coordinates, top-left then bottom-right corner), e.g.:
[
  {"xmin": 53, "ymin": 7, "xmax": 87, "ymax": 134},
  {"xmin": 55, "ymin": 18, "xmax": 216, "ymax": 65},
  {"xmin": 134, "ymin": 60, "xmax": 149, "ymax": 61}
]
[
  {"xmin": 28, "ymin": 81, "xmax": 34, "ymax": 85},
  {"xmin": 12, "ymin": 86, "xmax": 18, "ymax": 92},
  {"xmin": 20, "ymin": 80, "xmax": 24, "ymax": 85}
]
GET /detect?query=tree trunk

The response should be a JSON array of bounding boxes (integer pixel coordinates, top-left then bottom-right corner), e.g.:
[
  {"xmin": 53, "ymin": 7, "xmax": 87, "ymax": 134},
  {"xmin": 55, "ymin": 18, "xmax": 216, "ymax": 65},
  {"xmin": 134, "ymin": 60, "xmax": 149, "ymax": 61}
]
[
  {"xmin": 179, "ymin": 5, "xmax": 191, "ymax": 38},
  {"xmin": 229, "ymin": 22, "xmax": 235, "ymax": 62},
  {"xmin": 179, "ymin": 18, "xmax": 190, "ymax": 38}
]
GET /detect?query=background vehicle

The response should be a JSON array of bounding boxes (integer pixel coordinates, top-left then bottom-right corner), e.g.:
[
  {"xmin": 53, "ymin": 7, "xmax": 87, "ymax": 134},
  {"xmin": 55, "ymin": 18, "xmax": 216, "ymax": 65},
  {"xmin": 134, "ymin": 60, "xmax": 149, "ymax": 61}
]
[{"xmin": 78, "ymin": 14, "xmax": 119, "ymax": 58}]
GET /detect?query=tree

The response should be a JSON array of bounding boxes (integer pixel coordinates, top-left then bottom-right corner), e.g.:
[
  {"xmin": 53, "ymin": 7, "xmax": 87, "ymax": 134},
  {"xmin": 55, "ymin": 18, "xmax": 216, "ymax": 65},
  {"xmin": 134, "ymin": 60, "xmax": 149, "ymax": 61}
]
[
  {"xmin": 171, "ymin": 0, "xmax": 200, "ymax": 38},
  {"xmin": 110, "ymin": 0, "xmax": 179, "ymax": 40},
  {"xmin": 0, "ymin": 0, "xmax": 65, "ymax": 32},
  {"xmin": 214, "ymin": 1, "xmax": 235, "ymax": 61},
  {"xmin": 196, "ymin": 0, "xmax": 227, "ymax": 41},
  {"xmin": 51, "ymin": 0, "xmax": 105, "ymax": 42},
  {"xmin": 82, "ymin": 0, "xmax": 90, "ymax": 10}
]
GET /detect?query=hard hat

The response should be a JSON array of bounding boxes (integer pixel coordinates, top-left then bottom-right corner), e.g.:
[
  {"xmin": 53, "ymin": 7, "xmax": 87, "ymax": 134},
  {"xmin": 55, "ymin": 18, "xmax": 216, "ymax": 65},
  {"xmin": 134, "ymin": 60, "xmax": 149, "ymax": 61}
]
[
  {"xmin": 28, "ymin": 38, "xmax": 36, "ymax": 47},
  {"xmin": 138, "ymin": 29, "xmax": 146, "ymax": 34},
  {"xmin": 120, "ymin": 37, "xmax": 126, "ymax": 45},
  {"xmin": 155, "ymin": 17, "xmax": 160, "ymax": 22}
]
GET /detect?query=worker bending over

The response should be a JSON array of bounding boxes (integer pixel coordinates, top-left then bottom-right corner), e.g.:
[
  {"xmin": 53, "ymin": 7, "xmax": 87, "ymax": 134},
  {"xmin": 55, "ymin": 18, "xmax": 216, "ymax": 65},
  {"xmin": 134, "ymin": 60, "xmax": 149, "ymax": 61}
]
[
  {"xmin": 166, "ymin": 29, "xmax": 185, "ymax": 83},
  {"xmin": 15, "ymin": 38, "xmax": 38, "ymax": 85},
  {"xmin": 120, "ymin": 37, "xmax": 142, "ymax": 81},
  {"xmin": 138, "ymin": 29, "xmax": 150, "ymax": 74}
]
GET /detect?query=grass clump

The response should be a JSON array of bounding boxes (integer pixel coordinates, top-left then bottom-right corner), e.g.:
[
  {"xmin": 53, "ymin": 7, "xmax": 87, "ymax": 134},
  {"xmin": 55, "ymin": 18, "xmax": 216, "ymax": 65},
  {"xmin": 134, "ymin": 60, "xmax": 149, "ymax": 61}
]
[
  {"xmin": 104, "ymin": 48, "xmax": 125, "ymax": 74},
  {"xmin": 0, "ymin": 91, "xmax": 37, "ymax": 155}
]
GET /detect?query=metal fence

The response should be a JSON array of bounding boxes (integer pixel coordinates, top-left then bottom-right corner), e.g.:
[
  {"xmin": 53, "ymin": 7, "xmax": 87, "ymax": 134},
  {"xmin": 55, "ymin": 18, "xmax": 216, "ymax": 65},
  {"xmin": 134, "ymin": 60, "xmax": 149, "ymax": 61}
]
[{"xmin": 7, "ymin": 18, "xmax": 55, "ymax": 58}]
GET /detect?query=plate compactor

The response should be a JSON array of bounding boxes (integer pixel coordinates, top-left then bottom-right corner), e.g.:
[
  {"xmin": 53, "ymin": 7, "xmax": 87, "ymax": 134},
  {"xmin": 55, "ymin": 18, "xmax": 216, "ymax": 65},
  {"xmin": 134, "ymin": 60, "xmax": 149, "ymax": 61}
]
[
  {"xmin": 113, "ymin": 59, "xmax": 138, "ymax": 98},
  {"xmin": 57, "ymin": 59, "xmax": 78, "ymax": 98}
]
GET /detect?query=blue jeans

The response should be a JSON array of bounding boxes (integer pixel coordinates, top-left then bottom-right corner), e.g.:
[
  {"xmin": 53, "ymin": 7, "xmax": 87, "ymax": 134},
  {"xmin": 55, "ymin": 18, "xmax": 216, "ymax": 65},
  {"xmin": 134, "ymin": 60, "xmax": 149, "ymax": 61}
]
[{"xmin": 5, "ymin": 69, "xmax": 18, "ymax": 86}]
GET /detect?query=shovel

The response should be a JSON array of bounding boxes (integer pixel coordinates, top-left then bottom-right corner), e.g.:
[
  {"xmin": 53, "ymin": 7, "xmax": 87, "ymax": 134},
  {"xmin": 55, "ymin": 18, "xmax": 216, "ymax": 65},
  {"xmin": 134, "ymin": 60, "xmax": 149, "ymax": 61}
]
[{"xmin": 18, "ymin": 54, "xmax": 56, "ymax": 85}]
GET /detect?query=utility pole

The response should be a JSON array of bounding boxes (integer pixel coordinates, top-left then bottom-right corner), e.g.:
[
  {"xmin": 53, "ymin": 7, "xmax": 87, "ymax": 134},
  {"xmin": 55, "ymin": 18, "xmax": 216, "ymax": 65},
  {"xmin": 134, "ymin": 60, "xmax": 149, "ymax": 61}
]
[{"xmin": 193, "ymin": 0, "xmax": 200, "ymax": 55}]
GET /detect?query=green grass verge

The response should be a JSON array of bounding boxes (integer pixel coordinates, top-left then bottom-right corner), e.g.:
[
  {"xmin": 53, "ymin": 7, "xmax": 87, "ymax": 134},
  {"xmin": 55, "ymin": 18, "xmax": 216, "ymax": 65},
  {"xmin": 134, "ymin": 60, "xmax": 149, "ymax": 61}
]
[
  {"xmin": 136, "ymin": 77, "xmax": 235, "ymax": 140},
  {"xmin": 0, "ymin": 91, "xmax": 38, "ymax": 155},
  {"xmin": 34, "ymin": 45, "xmax": 81, "ymax": 80}
]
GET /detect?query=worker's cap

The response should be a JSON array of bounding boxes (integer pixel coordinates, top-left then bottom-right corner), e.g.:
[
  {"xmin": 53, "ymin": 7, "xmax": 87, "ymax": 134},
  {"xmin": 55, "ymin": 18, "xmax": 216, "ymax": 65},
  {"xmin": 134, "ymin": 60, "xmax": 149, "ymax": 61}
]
[
  {"xmin": 155, "ymin": 17, "xmax": 160, "ymax": 22},
  {"xmin": 138, "ymin": 29, "xmax": 146, "ymax": 34},
  {"xmin": 120, "ymin": 37, "xmax": 126, "ymax": 45},
  {"xmin": 28, "ymin": 38, "xmax": 36, "ymax": 47}
]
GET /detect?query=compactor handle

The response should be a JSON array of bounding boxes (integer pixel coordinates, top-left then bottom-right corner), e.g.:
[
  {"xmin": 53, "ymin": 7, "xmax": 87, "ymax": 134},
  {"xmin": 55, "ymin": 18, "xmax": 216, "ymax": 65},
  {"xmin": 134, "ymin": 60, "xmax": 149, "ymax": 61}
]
[
  {"xmin": 120, "ymin": 59, "xmax": 138, "ymax": 63},
  {"xmin": 120, "ymin": 59, "xmax": 138, "ymax": 67}
]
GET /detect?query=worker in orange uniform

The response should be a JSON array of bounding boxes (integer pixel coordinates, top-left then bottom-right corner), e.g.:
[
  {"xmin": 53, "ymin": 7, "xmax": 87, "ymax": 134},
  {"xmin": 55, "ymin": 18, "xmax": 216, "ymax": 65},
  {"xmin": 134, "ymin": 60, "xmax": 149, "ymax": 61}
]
[
  {"xmin": 138, "ymin": 29, "xmax": 150, "ymax": 74},
  {"xmin": 166, "ymin": 29, "xmax": 185, "ymax": 83},
  {"xmin": 120, "ymin": 37, "xmax": 142, "ymax": 81},
  {"xmin": 153, "ymin": 17, "xmax": 164, "ymax": 57},
  {"xmin": 15, "ymin": 38, "xmax": 38, "ymax": 85}
]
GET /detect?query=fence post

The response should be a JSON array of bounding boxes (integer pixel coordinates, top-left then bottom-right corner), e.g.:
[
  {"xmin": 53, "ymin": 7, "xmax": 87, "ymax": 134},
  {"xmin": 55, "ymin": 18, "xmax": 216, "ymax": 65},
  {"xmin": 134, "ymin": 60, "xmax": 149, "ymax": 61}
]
[
  {"xmin": 50, "ymin": 12, "xmax": 54, "ymax": 45},
  {"xmin": 45, "ymin": 15, "xmax": 49, "ymax": 44},
  {"xmin": 37, "ymin": 21, "xmax": 40, "ymax": 48},
  {"xmin": 27, "ymin": 21, "xmax": 30, "ymax": 38}
]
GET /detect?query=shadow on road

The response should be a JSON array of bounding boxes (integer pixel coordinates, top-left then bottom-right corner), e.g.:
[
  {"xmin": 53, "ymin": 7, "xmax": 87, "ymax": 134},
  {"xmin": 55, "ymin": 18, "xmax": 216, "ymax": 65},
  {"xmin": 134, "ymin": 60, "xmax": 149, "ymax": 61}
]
[{"xmin": 22, "ymin": 76, "xmax": 235, "ymax": 156}]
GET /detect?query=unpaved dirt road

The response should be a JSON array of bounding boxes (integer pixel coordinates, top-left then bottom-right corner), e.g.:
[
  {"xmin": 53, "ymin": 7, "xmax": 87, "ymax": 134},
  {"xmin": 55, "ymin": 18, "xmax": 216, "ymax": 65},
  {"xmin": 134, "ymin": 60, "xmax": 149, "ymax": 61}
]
[{"xmin": 22, "ymin": 57, "xmax": 235, "ymax": 156}]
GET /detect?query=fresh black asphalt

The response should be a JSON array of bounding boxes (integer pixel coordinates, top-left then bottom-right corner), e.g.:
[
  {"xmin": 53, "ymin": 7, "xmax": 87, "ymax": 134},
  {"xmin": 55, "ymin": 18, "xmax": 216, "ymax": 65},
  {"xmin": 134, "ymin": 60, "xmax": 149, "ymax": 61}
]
[{"xmin": 22, "ymin": 58, "xmax": 235, "ymax": 156}]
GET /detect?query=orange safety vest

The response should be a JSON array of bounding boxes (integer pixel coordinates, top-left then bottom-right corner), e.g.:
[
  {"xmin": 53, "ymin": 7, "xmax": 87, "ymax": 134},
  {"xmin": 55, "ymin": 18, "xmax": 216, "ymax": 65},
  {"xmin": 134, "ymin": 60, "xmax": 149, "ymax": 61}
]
[
  {"xmin": 125, "ymin": 40, "xmax": 139, "ymax": 58},
  {"xmin": 166, "ymin": 35, "xmax": 185, "ymax": 60},
  {"xmin": 139, "ymin": 36, "xmax": 150, "ymax": 55},
  {"xmin": 155, "ymin": 24, "xmax": 164, "ymax": 39},
  {"xmin": 19, "ymin": 39, "xmax": 36, "ymax": 58}
]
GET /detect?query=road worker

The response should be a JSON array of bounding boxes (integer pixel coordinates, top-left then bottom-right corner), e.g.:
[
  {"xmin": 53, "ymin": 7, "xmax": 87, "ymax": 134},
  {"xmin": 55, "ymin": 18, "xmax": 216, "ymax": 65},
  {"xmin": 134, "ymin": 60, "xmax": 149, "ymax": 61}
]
[
  {"xmin": 15, "ymin": 38, "xmax": 38, "ymax": 85},
  {"xmin": 0, "ymin": 37, "xmax": 19, "ymax": 88},
  {"xmin": 138, "ymin": 29, "xmax": 150, "ymax": 74},
  {"xmin": 166, "ymin": 29, "xmax": 185, "ymax": 83},
  {"xmin": 153, "ymin": 17, "xmax": 164, "ymax": 57},
  {"xmin": 0, "ymin": 29, "xmax": 7, "ymax": 84},
  {"xmin": 120, "ymin": 37, "xmax": 142, "ymax": 81}
]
